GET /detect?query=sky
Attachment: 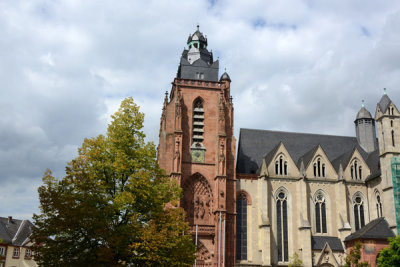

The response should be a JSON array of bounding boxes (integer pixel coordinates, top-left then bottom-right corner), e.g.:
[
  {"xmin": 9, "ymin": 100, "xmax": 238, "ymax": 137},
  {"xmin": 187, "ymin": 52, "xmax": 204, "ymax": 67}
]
[{"xmin": 1, "ymin": 0, "xmax": 400, "ymax": 220}]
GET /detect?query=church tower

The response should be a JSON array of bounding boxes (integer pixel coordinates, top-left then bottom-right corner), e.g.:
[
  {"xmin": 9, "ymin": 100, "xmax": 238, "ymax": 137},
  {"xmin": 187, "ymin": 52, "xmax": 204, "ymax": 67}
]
[
  {"xmin": 355, "ymin": 101, "xmax": 377, "ymax": 153},
  {"xmin": 158, "ymin": 26, "xmax": 236, "ymax": 266},
  {"xmin": 375, "ymin": 89, "xmax": 400, "ymax": 231}
]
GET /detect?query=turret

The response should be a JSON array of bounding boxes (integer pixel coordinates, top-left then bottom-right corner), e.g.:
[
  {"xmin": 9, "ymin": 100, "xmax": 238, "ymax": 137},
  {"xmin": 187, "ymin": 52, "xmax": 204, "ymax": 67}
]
[
  {"xmin": 355, "ymin": 101, "xmax": 377, "ymax": 153},
  {"xmin": 176, "ymin": 25, "xmax": 219, "ymax": 81}
]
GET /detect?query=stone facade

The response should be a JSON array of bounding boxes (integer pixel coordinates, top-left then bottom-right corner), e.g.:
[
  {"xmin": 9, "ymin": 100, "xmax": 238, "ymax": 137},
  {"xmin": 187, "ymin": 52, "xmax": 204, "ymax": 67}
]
[
  {"xmin": 157, "ymin": 27, "xmax": 236, "ymax": 266},
  {"xmin": 236, "ymin": 92, "xmax": 400, "ymax": 267}
]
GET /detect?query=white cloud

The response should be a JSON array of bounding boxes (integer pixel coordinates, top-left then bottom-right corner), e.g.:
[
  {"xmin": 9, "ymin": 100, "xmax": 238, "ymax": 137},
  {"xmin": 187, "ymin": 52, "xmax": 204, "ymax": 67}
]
[{"xmin": 1, "ymin": 0, "xmax": 400, "ymax": 220}]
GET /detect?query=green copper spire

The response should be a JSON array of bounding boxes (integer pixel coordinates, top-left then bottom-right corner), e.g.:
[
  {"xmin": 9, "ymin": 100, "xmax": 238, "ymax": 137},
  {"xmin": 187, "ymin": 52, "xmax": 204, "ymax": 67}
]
[
  {"xmin": 362, "ymin": 100, "xmax": 365, "ymax": 108},
  {"xmin": 384, "ymin": 88, "xmax": 387, "ymax": 95}
]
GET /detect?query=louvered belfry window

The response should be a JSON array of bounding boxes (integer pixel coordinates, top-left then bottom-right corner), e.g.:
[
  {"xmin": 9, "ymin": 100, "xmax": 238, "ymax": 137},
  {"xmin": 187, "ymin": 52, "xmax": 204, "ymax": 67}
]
[{"xmin": 193, "ymin": 98, "xmax": 204, "ymax": 146}]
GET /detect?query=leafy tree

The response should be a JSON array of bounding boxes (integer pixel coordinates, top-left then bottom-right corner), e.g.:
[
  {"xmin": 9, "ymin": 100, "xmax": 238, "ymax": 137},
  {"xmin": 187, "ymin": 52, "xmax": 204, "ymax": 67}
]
[
  {"xmin": 32, "ymin": 97, "xmax": 195, "ymax": 266},
  {"xmin": 288, "ymin": 252, "xmax": 303, "ymax": 267},
  {"xmin": 377, "ymin": 235, "xmax": 400, "ymax": 267},
  {"xmin": 344, "ymin": 241, "xmax": 370, "ymax": 267}
]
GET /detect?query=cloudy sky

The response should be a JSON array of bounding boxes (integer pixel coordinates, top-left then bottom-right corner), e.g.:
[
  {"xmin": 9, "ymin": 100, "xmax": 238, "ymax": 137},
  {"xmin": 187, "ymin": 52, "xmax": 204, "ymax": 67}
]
[{"xmin": 1, "ymin": 0, "xmax": 400, "ymax": 220}]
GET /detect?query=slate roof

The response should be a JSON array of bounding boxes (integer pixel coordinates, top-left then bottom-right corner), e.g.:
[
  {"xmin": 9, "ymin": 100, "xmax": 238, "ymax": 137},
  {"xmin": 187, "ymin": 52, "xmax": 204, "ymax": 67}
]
[
  {"xmin": 0, "ymin": 217, "xmax": 34, "ymax": 246},
  {"xmin": 237, "ymin": 128, "xmax": 375, "ymax": 174},
  {"xmin": 344, "ymin": 217, "xmax": 395, "ymax": 241},
  {"xmin": 378, "ymin": 94, "xmax": 392, "ymax": 114},
  {"xmin": 311, "ymin": 236, "xmax": 344, "ymax": 251}
]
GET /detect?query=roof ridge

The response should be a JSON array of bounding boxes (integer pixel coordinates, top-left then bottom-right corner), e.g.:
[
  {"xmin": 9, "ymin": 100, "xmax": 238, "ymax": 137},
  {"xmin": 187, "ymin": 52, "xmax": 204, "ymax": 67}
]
[{"xmin": 240, "ymin": 128, "xmax": 355, "ymax": 139}]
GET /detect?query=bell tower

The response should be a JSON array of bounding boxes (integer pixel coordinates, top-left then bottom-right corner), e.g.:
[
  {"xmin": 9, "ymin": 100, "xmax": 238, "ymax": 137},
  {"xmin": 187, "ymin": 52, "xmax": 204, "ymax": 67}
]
[
  {"xmin": 157, "ymin": 26, "xmax": 236, "ymax": 266},
  {"xmin": 375, "ymin": 89, "xmax": 400, "ymax": 230}
]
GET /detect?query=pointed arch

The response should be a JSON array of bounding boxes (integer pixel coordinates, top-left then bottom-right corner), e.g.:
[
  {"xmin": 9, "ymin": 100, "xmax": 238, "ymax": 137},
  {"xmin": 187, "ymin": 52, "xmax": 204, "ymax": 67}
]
[
  {"xmin": 352, "ymin": 192, "xmax": 367, "ymax": 231},
  {"xmin": 274, "ymin": 187, "xmax": 289, "ymax": 262},
  {"xmin": 236, "ymin": 190, "xmax": 250, "ymax": 261},
  {"xmin": 313, "ymin": 190, "xmax": 328, "ymax": 234},
  {"xmin": 374, "ymin": 189, "xmax": 383, "ymax": 218},
  {"xmin": 182, "ymin": 173, "xmax": 213, "ymax": 225}
]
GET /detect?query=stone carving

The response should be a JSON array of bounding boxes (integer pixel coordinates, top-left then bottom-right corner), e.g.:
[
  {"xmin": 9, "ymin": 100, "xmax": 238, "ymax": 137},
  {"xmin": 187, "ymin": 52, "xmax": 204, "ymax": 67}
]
[
  {"xmin": 219, "ymin": 140, "xmax": 225, "ymax": 175},
  {"xmin": 173, "ymin": 137, "xmax": 181, "ymax": 172},
  {"xmin": 182, "ymin": 173, "xmax": 213, "ymax": 225},
  {"xmin": 175, "ymin": 88, "xmax": 182, "ymax": 131}
]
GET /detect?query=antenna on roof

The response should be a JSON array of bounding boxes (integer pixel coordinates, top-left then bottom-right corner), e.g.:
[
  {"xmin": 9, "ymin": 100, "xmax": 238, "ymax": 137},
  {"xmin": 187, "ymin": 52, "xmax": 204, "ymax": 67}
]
[
  {"xmin": 384, "ymin": 88, "xmax": 387, "ymax": 95},
  {"xmin": 361, "ymin": 100, "xmax": 365, "ymax": 108}
]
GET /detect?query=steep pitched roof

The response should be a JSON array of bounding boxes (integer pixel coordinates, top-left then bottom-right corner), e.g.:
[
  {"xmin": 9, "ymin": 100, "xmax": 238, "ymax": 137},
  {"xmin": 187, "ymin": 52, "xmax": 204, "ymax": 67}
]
[
  {"xmin": 296, "ymin": 145, "xmax": 319, "ymax": 169},
  {"xmin": 311, "ymin": 236, "xmax": 344, "ymax": 251},
  {"xmin": 378, "ymin": 94, "xmax": 392, "ymax": 114},
  {"xmin": 344, "ymin": 217, "xmax": 395, "ymax": 241},
  {"xmin": 237, "ymin": 128, "xmax": 374, "ymax": 174},
  {"xmin": 0, "ymin": 217, "xmax": 34, "ymax": 246}
]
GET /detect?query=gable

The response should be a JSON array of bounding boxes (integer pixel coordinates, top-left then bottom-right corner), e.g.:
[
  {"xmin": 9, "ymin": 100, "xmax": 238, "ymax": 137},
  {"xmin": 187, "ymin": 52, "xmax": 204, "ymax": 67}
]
[
  {"xmin": 260, "ymin": 142, "xmax": 300, "ymax": 178},
  {"xmin": 343, "ymin": 148, "xmax": 370, "ymax": 181},
  {"xmin": 304, "ymin": 146, "xmax": 338, "ymax": 179}
]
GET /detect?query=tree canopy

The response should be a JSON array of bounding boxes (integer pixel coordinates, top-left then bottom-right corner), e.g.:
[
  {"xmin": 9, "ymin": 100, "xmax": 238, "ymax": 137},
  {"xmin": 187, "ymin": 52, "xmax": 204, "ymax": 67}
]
[
  {"xmin": 377, "ymin": 235, "xmax": 400, "ymax": 267},
  {"xmin": 32, "ymin": 97, "xmax": 195, "ymax": 266}
]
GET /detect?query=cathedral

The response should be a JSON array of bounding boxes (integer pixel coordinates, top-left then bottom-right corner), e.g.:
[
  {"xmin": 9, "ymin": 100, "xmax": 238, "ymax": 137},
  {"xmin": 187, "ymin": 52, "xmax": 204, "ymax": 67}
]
[{"xmin": 157, "ymin": 27, "xmax": 400, "ymax": 267}]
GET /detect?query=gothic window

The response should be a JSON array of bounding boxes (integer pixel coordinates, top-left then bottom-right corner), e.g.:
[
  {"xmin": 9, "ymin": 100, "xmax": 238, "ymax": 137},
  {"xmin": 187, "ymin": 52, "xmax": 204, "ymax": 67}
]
[
  {"xmin": 236, "ymin": 193, "xmax": 247, "ymax": 260},
  {"xmin": 392, "ymin": 130, "xmax": 395, "ymax": 147},
  {"xmin": 276, "ymin": 189, "xmax": 288, "ymax": 262},
  {"xmin": 350, "ymin": 160, "xmax": 362, "ymax": 180},
  {"xmin": 314, "ymin": 191, "xmax": 327, "ymax": 234},
  {"xmin": 313, "ymin": 157, "xmax": 326, "ymax": 178},
  {"xmin": 391, "ymin": 120, "xmax": 393, "ymax": 127},
  {"xmin": 275, "ymin": 155, "xmax": 288, "ymax": 176},
  {"xmin": 192, "ymin": 98, "xmax": 204, "ymax": 146},
  {"xmin": 376, "ymin": 193, "xmax": 383, "ymax": 218},
  {"xmin": 353, "ymin": 193, "xmax": 366, "ymax": 231}
]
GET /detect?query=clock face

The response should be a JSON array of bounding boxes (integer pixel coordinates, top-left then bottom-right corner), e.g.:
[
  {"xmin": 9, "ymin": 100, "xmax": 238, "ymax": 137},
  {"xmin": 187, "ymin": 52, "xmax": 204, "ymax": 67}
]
[{"xmin": 191, "ymin": 149, "xmax": 205, "ymax": 163}]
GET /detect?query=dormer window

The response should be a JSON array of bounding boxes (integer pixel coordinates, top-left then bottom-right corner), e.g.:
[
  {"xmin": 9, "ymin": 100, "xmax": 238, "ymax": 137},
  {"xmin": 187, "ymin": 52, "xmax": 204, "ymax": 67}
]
[
  {"xmin": 313, "ymin": 157, "xmax": 326, "ymax": 178},
  {"xmin": 275, "ymin": 155, "xmax": 288, "ymax": 176}
]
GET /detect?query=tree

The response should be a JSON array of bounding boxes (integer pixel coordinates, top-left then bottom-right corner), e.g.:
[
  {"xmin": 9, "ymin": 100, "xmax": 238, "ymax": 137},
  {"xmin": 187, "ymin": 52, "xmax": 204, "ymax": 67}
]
[
  {"xmin": 377, "ymin": 235, "xmax": 400, "ymax": 267},
  {"xmin": 288, "ymin": 252, "xmax": 303, "ymax": 267},
  {"xmin": 32, "ymin": 97, "xmax": 195, "ymax": 266},
  {"xmin": 344, "ymin": 241, "xmax": 370, "ymax": 267}
]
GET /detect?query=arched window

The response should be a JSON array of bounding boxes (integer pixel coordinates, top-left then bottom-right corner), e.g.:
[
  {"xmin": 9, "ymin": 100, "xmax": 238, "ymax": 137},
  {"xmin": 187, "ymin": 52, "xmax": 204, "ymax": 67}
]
[
  {"xmin": 276, "ymin": 189, "xmax": 288, "ymax": 262},
  {"xmin": 350, "ymin": 159, "xmax": 362, "ymax": 180},
  {"xmin": 353, "ymin": 193, "xmax": 366, "ymax": 231},
  {"xmin": 313, "ymin": 157, "xmax": 326, "ymax": 178},
  {"xmin": 314, "ymin": 191, "xmax": 327, "ymax": 234},
  {"xmin": 192, "ymin": 98, "xmax": 204, "ymax": 146},
  {"xmin": 391, "ymin": 120, "xmax": 393, "ymax": 127},
  {"xmin": 274, "ymin": 155, "xmax": 288, "ymax": 176},
  {"xmin": 376, "ymin": 193, "xmax": 383, "ymax": 218},
  {"xmin": 236, "ymin": 193, "xmax": 247, "ymax": 260}
]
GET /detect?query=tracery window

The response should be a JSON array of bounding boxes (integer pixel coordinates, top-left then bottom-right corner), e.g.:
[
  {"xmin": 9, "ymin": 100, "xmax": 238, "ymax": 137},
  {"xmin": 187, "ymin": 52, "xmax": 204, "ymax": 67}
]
[
  {"xmin": 275, "ymin": 155, "xmax": 288, "ymax": 176},
  {"xmin": 314, "ymin": 191, "xmax": 327, "ymax": 234},
  {"xmin": 276, "ymin": 189, "xmax": 288, "ymax": 262},
  {"xmin": 376, "ymin": 193, "xmax": 383, "ymax": 218},
  {"xmin": 192, "ymin": 98, "xmax": 204, "ymax": 146},
  {"xmin": 353, "ymin": 193, "xmax": 366, "ymax": 231},
  {"xmin": 236, "ymin": 193, "xmax": 247, "ymax": 260},
  {"xmin": 313, "ymin": 157, "xmax": 326, "ymax": 178}
]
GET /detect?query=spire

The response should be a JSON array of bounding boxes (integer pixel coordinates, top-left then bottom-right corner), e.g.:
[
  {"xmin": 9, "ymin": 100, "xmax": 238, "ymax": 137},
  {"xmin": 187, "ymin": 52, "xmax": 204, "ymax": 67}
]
[
  {"xmin": 384, "ymin": 88, "xmax": 387, "ymax": 95},
  {"xmin": 361, "ymin": 100, "xmax": 365, "ymax": 108}
]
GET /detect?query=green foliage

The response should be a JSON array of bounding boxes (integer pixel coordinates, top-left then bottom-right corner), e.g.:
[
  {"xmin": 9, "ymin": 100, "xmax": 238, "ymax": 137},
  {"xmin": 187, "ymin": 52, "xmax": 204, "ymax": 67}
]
[
  {"xmin": 288, "ymin": 252, "xmax": 303, "ymax": 267},
  {"xmin": 377, "ymin": 235, "xmax": 400, "ymax": 267},
  {"xmin": 32, "ymin": 97, "xmax": 195, "ymax": 266},
  {"xmin": 344, "ymin": 241, "xmax": 370, "ymax": 267}
]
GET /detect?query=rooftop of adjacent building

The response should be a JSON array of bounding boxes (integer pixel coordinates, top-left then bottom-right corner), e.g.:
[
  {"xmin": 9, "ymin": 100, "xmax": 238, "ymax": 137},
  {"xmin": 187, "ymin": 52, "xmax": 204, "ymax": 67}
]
[{"xmin": 0, "ymin": 216, "xmax": 34, "ymax": 246}]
